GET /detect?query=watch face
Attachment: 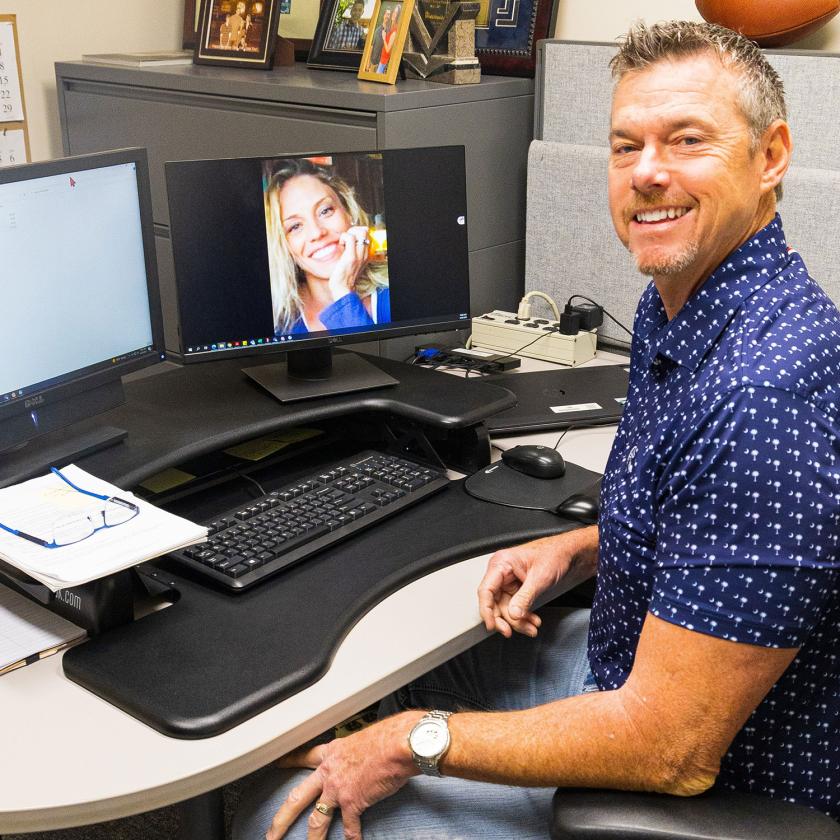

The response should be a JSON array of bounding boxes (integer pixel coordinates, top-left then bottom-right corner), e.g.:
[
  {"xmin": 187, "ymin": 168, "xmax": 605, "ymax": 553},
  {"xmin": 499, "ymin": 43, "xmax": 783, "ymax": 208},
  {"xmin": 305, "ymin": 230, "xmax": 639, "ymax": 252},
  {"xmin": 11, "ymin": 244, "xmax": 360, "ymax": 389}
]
[{"xmin": 411, "ymin": 720, "xmax": 448, "ymax": 759}]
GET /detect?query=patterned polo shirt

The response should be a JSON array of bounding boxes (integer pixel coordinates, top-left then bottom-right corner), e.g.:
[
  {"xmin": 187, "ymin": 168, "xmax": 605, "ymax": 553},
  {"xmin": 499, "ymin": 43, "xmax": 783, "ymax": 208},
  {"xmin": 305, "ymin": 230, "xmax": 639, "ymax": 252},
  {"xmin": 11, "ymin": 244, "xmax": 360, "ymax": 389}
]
[{"xmin": 589, "ymin": 214, "xmax": 840, "ymax": 817}]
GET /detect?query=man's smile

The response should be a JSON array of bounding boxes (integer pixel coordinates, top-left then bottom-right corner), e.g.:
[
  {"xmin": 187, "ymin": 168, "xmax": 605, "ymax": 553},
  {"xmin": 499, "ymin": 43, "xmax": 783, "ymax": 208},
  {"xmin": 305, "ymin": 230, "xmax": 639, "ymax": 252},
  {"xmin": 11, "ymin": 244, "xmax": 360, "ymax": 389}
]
[{"xmin": 631, "ymin": 206, "xmax": 691, "ymax": 224}]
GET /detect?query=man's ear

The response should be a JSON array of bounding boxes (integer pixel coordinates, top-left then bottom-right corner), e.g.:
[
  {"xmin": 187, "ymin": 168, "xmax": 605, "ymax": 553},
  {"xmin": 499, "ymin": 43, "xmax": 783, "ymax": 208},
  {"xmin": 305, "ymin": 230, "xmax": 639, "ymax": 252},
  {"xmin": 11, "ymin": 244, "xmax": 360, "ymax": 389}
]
[{"xmin": 759, "ymin": 119, "xmax": 793, "ymax": 195}]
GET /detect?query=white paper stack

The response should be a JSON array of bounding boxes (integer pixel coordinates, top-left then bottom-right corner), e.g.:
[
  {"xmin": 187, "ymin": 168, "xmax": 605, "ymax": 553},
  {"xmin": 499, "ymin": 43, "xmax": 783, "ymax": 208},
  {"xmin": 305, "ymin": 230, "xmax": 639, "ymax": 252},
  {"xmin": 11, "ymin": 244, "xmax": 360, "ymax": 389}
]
[{"xmin": 0, "ymin": 465, "xmax": 207, "ymax": 591}]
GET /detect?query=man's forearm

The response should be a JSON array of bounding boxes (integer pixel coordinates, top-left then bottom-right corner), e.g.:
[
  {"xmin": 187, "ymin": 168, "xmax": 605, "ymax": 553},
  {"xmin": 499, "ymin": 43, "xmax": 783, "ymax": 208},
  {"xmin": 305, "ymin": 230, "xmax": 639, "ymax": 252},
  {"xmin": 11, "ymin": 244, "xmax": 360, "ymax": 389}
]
[{"xmin": 439, "ymin": 688, "xmax": 706, "ymax": 794}]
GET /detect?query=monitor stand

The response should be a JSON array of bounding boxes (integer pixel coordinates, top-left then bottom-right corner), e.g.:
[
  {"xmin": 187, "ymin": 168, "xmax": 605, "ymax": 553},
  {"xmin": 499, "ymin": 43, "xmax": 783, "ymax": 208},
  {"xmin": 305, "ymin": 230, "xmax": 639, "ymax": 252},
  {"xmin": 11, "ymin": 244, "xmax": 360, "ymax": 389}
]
[
  {"xmin": 242, "ymin": 347, "xmax": 398, "ymax": 403},
  {"xmin": 0, "ymin": 379, "xmax": 128, "ymax": 488}
]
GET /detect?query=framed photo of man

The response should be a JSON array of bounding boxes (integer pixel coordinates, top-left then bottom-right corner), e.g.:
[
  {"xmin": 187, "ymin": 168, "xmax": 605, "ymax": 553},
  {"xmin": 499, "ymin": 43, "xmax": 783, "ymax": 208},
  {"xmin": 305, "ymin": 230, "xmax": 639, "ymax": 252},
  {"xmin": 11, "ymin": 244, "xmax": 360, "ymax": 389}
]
[
  {"xmin": 193, "ymin": 0, "xmax": 282, "ymax": 68},
  {"xmin": 357, "ymin": 0, "xmax": 413, "ymax": 83},
  {"xmin": 308, "ymin": 0, "xmax": 373, "ymax": 71}
]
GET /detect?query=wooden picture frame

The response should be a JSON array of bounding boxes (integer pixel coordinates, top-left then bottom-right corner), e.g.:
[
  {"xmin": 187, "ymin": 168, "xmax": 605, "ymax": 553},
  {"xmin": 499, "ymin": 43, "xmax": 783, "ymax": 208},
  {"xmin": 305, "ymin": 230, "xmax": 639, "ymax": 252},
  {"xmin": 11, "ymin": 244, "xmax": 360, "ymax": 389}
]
[
  {"xmin": 194, "ymin": 0, "xmax": 282, "ymax": 69},
  {"xmin": 473, "ymin": 0, "xmax": 557, "ymax": 78},
  {"xmin": 308, "ymin": 0, "xmax": 372, "ymax": 72},
  {"xmin": 357, "ymin": 0, "xmax": 413, "ymax": 83},
  {"xmin": 184, "ymin": 0, "xmax": 320, "ymax": 60}
]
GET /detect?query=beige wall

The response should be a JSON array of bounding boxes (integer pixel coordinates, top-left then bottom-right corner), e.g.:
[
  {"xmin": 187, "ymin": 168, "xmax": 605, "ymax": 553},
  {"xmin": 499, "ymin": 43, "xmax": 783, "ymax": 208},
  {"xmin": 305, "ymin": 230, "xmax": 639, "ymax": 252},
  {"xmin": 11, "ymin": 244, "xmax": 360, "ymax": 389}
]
[
  {"xmin": 6, "ymin": 0, "xmax": 840, "ymax": 161},
  {"xmin": 4, "ymin": 1, "xmax": 182, "ymax": 161}
]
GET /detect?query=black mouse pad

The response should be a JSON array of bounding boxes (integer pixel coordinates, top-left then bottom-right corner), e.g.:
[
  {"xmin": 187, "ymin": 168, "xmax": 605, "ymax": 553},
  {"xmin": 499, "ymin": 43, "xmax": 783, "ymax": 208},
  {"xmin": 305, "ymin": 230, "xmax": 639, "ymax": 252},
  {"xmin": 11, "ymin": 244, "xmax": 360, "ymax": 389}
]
[{"xmin": 464, "ymin": 460, "xmax": 602, "ymax": 511}]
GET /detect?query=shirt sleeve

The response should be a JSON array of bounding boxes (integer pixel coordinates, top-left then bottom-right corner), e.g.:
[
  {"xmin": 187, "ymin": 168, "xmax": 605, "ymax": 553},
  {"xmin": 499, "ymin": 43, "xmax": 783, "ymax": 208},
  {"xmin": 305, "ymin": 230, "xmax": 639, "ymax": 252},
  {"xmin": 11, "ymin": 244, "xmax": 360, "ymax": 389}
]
[
  {"xmin": 650, "ymin": 384, "xmax": 840, "ymax": 648},
  {"xmin": 319, "ymin": 293, "xmax": 373, "ymax": 331}
]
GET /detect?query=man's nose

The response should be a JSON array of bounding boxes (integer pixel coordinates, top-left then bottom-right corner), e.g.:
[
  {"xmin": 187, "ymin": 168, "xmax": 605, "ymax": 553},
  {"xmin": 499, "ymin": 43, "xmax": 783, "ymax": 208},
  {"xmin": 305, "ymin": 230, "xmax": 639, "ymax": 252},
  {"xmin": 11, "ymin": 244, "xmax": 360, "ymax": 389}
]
[{"xmin": 632, "ymin": 144, "xmax": 670, "ymax": 192}]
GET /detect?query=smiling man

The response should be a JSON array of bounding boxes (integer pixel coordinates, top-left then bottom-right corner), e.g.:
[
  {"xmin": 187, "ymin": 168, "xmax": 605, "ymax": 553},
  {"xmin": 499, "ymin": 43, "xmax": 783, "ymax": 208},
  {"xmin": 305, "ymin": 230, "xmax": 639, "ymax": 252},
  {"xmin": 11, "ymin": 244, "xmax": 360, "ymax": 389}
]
[{"xmin": 233, "ymin": 21, "xmax": 840, "ymax": 840}]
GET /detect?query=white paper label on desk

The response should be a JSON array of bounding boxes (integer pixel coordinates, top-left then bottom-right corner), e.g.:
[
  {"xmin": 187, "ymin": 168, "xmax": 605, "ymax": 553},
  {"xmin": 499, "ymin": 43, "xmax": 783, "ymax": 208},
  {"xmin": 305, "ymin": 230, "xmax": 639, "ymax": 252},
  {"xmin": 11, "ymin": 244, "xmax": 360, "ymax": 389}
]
[
  {"xmin": 550, "ymin": 402, "xmax": 602, "ymax": 414},
  {"xmin": 0, "ymin": 22, "xmax": 25, "ymax": 123},
  {"xmin": 0, "ymin": 128, "xmax": 26, "ymax": 167}
]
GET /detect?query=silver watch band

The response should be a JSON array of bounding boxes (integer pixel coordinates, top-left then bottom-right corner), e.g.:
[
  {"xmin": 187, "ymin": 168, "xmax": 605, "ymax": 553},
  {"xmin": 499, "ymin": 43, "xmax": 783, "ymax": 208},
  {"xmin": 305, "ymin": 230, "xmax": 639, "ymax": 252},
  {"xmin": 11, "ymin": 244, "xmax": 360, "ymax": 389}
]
[{"xmin": 411, "ymin": 710, "xmax": 453, "ymax": 777}]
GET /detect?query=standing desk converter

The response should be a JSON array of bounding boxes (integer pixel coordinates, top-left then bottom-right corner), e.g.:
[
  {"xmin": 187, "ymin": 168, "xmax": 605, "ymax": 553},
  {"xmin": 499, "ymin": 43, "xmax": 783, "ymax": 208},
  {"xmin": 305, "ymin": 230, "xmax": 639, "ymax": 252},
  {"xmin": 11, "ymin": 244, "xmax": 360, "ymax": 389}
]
[{"xmin": 0, "ymin": 351, "xmax": 608, "ymax": 834}]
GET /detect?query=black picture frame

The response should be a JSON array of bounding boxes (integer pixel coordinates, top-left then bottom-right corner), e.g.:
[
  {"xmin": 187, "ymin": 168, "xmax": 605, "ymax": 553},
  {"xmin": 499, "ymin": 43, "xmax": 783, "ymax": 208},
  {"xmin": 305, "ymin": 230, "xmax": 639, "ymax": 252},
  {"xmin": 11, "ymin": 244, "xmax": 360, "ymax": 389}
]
[
  {"xmin": 194, "ymin": 0, "xmax": 282, "ymax": 69},
  {"xmin": 471, "ymin": 0, "xmax": 558, "ymax": 78},
  {"xmin": 308, "ymin": 0, "xmax": 370, "ymax": 72}
]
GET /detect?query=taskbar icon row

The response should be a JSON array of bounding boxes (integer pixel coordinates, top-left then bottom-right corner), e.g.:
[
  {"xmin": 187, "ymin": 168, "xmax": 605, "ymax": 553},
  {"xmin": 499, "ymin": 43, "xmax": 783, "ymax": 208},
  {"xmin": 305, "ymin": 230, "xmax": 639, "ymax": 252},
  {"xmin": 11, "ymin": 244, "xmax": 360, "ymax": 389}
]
[{"xmin": 187, "ymin": 336, "xmax": 299, "ymax": 353}]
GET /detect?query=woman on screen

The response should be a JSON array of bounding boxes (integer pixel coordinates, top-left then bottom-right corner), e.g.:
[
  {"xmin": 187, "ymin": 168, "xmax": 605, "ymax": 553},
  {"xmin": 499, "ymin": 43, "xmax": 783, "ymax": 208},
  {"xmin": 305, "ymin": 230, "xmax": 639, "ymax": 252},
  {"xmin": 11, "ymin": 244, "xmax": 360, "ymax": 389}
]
[{"xmin": 264, "ymin": 158, "xmax": 390, "ymax": 336}]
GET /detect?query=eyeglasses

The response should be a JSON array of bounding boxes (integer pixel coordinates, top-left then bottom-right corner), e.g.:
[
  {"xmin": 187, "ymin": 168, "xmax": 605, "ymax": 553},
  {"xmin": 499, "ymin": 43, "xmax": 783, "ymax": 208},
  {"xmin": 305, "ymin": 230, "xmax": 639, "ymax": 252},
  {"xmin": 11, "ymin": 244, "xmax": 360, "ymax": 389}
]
[{"xmin": 0, "ymin": 467, "xmax": 139, "ymax": 549}]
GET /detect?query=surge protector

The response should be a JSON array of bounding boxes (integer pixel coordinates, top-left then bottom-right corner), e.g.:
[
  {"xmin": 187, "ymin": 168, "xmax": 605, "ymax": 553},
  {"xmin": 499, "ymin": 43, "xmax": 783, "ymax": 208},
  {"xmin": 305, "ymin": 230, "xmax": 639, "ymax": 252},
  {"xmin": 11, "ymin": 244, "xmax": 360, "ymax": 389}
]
[{"xmin": 471, "ymin": 310, "xmax": 597, "ymax": 366}]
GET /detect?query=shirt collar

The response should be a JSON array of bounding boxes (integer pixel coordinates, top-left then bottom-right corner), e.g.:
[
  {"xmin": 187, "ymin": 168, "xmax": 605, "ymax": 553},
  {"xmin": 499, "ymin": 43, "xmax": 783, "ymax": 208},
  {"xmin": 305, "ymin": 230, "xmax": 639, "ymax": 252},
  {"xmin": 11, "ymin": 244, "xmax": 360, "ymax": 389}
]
[{"xmin": 637, "ymin": 214, "xmax": 791, "ymax": 372}]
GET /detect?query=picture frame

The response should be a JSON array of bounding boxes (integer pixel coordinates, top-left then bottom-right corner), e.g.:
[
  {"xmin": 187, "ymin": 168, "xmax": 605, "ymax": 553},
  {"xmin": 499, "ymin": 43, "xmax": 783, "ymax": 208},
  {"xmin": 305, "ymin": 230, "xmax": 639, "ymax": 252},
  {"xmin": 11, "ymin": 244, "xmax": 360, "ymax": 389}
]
[
  {"xmin": 184, "ymin": 0, "xmax": 320, "ymax": 59},
  {"xmin": 194, "ymin": 0, "xmax": 282, "ymax": 68},
  {"xmin": 357, "ymin": 0, "xmax": 414, "ymax": 83},
  {"xmin": 471, "ymin": 0, "xmax": 557, "ymax": 78},
  {"xmin": 308, "ymin": 0, "xmax": 374, "ymax": 71}
]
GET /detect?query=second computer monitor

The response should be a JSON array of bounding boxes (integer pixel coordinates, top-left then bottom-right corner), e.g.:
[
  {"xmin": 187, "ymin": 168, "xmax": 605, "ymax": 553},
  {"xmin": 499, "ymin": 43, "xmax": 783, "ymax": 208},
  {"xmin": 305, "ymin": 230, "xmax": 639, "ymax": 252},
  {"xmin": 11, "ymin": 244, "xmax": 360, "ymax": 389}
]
[{"xmin": 166, "ymin": 146, "xmax": 471, "ymax": 400}]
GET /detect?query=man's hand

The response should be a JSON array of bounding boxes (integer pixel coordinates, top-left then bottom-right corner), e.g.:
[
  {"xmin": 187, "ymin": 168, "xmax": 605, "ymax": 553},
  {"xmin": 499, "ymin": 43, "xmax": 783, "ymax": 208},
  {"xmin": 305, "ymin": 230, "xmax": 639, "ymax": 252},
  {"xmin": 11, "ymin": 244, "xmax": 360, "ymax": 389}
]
[
  {"xmin": 478, "ymin": 527, "xmax": 598, "ymax": 638},
  {"xmin": 328, "ymin": 225, "xmax": 370, "ymax": 303},
  {"xmin": 266, "ymin": 711, "xmax": 422, "ymax": 840}
]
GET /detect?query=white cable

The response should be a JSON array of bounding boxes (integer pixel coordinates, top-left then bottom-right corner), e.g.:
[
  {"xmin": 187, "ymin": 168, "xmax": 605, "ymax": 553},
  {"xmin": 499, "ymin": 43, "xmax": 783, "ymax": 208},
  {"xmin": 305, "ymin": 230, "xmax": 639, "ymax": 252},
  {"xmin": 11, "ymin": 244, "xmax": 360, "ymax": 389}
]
[{"xmin": 516, "ymin": 290, "xmax": 560, "ymax": 321}]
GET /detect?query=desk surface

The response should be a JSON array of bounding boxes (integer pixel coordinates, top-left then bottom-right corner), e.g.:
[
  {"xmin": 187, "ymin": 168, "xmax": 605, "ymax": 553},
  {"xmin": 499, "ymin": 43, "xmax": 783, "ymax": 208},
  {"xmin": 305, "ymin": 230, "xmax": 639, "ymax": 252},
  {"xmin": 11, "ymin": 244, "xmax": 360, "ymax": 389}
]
[{"xmin": 0, "ymin": 352, "xmax": 625, "ymax": 833}]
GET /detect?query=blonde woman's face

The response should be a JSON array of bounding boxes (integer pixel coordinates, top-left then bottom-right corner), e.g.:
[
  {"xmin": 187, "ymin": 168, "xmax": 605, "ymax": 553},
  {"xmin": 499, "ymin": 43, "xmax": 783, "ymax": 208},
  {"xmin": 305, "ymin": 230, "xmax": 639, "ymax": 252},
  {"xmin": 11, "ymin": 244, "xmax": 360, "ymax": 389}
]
[{"xmin": 279, "ymin": 174, "xmax": 353, "ymax": 281}]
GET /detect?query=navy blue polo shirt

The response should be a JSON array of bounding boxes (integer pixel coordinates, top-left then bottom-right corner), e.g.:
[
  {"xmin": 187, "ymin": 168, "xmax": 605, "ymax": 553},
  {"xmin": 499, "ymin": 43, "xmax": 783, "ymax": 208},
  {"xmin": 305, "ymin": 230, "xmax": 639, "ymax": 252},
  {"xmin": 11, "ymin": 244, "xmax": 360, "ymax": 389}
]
[{"xmin": 589, "ymin": 215, "xmax": 840, "ymax": 817}]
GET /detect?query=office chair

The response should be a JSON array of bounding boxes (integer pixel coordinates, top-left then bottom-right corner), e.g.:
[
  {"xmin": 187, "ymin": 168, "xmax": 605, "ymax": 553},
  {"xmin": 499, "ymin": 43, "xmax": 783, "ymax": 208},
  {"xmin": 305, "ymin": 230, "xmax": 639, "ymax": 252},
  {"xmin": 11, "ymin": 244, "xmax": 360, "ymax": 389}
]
[{"xmin": 549, "ymin": 788, "xmax": 840, "ymax": 839}]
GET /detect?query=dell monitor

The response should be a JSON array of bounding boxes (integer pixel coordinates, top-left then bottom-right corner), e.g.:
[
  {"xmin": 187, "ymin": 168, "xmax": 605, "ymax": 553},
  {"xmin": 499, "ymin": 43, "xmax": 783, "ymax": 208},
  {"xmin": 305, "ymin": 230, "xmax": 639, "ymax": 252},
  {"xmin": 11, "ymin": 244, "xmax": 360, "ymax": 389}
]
[
  {"xmin": 165, "ymin": 146, "xmax": 471, "ymax": 401},
  {"xmin": 0, "ymin": 148, "xmax": 165, "ymax": 474}
]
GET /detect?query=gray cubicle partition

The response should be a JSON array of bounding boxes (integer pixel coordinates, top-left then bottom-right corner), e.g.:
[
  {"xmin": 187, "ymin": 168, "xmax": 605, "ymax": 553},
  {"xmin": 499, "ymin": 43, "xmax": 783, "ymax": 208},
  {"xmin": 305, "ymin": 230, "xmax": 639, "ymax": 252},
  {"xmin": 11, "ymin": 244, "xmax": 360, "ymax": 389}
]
[
  {"xmin": 54, "ymin": 62, "xmax": 535, "ymax": 355},
  {"xmin": 526, "ymin": 40, "xmax": 840, "ymax": 349}
]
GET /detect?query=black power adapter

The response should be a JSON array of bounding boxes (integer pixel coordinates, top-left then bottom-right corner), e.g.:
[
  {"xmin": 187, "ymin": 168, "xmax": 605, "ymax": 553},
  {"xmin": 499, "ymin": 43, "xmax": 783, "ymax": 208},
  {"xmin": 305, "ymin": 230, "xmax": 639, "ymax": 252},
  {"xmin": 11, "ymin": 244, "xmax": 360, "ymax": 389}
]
[{"xmin": 564, "ymin": 302, "xmax": 604, "ymax": 331}]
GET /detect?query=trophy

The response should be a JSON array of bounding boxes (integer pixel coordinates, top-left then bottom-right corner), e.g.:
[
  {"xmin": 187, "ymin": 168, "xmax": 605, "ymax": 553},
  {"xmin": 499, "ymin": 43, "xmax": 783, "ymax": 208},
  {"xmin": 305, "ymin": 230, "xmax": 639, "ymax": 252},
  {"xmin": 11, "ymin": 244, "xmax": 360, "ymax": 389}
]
[{"xmin": 403, "ymin": 1, "xmax": 481, "ymax": 84}]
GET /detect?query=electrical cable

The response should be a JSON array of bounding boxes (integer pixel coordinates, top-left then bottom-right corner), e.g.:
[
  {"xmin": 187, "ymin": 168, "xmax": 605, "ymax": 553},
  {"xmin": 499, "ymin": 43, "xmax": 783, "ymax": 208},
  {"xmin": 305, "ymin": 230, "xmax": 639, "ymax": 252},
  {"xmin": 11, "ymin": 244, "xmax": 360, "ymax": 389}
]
[
  {"xmin": 567, "ymin": 294, "xmax": 633, "ymax": 339},
  {"xmin": 237, "ymin": 472, "xmax": 266, "ymax": 497},
  {"xmin": 517, "ymin": 290, "xmax": 561, "ymax": 320}
]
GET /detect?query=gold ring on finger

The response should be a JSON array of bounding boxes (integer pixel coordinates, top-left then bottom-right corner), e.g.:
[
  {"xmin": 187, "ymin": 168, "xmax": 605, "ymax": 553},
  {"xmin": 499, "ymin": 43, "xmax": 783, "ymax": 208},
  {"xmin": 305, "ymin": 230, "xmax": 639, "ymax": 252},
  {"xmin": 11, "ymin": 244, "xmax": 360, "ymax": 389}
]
[{"xmin": 314, "ymin": 802, "xmax": 334, "ymax": 816}]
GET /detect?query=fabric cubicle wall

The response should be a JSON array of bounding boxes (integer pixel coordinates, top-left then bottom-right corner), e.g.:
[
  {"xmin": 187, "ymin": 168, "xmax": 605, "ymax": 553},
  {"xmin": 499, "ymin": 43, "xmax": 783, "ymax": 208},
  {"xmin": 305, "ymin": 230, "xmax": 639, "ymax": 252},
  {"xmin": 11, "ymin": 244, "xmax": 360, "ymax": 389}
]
[{"xmin": 525, "ymin": 40, "xmax": 840, "ymax": 349}]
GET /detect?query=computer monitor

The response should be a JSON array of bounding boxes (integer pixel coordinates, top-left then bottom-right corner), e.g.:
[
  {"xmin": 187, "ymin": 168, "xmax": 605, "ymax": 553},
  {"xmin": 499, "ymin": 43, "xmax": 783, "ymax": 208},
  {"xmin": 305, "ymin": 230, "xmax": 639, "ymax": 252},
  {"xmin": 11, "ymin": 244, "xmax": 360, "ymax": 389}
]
[
  {"xmin": 0, "ymin": 148, "xmax": 165, "ymax": 470},
  {"xmin": 165, "ymin": 146, "xmax": 471, "ymax": 401}
]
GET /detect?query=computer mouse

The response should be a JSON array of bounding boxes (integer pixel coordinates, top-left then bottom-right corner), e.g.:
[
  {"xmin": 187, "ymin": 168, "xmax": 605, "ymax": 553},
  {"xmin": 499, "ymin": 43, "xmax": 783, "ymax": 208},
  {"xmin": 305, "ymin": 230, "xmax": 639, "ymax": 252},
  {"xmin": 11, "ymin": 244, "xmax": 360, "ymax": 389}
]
[
  {"xmin": 555, "ymin": 493, "xmax": 600, "ymax": 524},
  {"xmin": 501, "ymin": 445, "xmax": 566, "ymax": 479}
]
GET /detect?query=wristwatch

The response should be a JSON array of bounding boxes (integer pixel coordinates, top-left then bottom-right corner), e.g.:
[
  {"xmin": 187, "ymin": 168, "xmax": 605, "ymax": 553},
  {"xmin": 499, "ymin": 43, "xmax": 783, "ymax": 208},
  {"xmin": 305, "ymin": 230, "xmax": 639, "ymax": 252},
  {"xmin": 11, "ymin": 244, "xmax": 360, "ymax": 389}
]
[{"xmin": 408, "ymin": 710, "xmax": 453, "ymax": 777}]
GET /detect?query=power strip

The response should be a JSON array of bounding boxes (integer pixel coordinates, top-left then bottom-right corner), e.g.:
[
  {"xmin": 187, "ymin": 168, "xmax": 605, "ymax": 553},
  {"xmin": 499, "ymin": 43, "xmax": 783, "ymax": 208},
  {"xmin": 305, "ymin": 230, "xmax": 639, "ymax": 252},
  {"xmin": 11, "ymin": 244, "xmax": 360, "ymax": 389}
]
[{"xmin": 471, "ymin": 310, "xmax": 597, "ymax": 366}]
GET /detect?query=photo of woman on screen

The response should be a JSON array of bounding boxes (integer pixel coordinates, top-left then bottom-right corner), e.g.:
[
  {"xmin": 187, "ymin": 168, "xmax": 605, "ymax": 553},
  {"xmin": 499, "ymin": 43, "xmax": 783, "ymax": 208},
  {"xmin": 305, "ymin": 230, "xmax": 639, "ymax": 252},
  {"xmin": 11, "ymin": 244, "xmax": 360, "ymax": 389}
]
[{"xmin": 263, "ymin": 157, "xmax": 390, "ymax": 336}]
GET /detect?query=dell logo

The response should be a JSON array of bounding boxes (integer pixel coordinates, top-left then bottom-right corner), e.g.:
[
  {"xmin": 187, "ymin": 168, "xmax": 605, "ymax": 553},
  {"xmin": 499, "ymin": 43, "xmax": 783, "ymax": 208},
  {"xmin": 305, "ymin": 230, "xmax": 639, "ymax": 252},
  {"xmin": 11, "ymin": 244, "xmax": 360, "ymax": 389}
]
[
  {"xmin": 24, "ymin": 395, "xmax": 45, "ymax": 409},
  {"xmin": 328, "ymin": 336, "xmax": 343, "ymax": 344}
]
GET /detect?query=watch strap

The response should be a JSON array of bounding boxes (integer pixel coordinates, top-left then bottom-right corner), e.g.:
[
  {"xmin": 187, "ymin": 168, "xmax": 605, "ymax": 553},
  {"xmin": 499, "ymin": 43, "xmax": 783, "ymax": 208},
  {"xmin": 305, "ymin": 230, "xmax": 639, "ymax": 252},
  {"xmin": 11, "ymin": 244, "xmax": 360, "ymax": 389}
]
[{"xmin": 410, "ymin": 710, "xmax": 453, "ymax": 777}]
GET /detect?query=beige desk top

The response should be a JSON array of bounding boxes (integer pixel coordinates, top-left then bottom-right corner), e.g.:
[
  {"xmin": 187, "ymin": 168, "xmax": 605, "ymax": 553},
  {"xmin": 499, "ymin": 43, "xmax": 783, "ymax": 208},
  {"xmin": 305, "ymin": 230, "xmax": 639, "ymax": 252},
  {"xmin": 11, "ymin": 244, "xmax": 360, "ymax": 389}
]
[{"xmin": 0, "ymin": 352, "xmax": 624, "ymax": 833}]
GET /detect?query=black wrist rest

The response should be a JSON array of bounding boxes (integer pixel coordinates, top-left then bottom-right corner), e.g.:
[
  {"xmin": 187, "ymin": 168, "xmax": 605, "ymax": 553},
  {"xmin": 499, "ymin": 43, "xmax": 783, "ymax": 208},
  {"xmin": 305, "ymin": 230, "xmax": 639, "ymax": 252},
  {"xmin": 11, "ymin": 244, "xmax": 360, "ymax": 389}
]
[{"xmin": 62, "ymin": 474, "xmax": 598, "ymax": 739}]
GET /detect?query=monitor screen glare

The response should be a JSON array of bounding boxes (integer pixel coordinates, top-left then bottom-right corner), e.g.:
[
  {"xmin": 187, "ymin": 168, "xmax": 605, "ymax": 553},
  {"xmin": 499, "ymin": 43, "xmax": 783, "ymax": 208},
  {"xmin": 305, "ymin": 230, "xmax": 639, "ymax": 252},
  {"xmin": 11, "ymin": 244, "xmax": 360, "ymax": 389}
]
[{"xmin": 0, "ymin": 161, "xmax": 156, "ymax": 405}]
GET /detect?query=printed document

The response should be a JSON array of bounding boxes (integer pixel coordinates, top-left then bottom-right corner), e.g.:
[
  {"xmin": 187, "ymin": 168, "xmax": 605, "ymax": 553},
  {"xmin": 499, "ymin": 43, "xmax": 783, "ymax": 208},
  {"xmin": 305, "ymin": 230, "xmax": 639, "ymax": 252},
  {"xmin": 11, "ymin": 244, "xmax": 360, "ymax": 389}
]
[{"xmin": 0, "ymin": 465, "xmax": 206, "ymax": 590}]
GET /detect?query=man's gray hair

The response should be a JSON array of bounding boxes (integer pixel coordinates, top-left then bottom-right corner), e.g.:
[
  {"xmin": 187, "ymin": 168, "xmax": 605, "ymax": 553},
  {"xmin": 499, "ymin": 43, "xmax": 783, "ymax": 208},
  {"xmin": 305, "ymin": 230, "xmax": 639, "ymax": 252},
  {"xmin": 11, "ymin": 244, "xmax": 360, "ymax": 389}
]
[{"xmin": 611, "ymin": 21, "xmax": 788, "ymax": 199}]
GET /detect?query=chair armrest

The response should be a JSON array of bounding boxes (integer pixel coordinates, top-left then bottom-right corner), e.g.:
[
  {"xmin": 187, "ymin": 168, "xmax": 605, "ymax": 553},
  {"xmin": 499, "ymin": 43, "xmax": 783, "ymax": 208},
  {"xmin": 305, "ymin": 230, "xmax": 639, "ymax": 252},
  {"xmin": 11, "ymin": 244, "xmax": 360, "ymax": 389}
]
[{"xmin": 549, "ymin": 788, "xmax": 840, "ymax": 840}]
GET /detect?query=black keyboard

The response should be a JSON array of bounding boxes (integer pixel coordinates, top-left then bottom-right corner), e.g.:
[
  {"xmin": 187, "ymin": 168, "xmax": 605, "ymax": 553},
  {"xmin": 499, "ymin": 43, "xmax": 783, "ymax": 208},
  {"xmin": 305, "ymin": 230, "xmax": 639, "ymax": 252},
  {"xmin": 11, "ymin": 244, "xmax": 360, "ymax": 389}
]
[{"xmin": 169, "ymin": 450, "xmax": 450, "ymax": 590}]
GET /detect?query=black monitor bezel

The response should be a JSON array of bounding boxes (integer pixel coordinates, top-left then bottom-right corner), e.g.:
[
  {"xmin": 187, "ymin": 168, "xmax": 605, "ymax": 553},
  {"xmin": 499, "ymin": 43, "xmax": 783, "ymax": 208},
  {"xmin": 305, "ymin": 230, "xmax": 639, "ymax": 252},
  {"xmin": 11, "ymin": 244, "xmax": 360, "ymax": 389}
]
[
  {"xmin": 0, "ymin": 147, "xmax": 166, "ymax": 429},
  {"xmin": 165, "ymin": 146, "xmax": 471, "ymax": 365}
]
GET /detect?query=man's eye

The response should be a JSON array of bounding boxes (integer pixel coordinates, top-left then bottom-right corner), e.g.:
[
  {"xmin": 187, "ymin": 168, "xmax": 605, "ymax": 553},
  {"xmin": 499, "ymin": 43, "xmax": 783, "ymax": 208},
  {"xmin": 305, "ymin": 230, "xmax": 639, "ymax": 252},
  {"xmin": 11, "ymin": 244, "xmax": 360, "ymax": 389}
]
[
  {"xmin": 680, "ymin": 136, "xmax": 702, "ymax": 146},
  {"xmin": 613, "ymin": 144, "xmax": 636, "ymax": 155}
]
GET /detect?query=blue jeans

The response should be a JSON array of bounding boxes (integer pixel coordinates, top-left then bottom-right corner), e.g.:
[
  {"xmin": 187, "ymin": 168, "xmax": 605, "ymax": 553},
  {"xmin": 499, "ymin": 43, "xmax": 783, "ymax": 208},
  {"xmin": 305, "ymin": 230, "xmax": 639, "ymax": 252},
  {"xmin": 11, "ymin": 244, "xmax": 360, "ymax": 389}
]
[{"xmin": 231, "ymin": 606, "xmax": 593, "ymax": 840}]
